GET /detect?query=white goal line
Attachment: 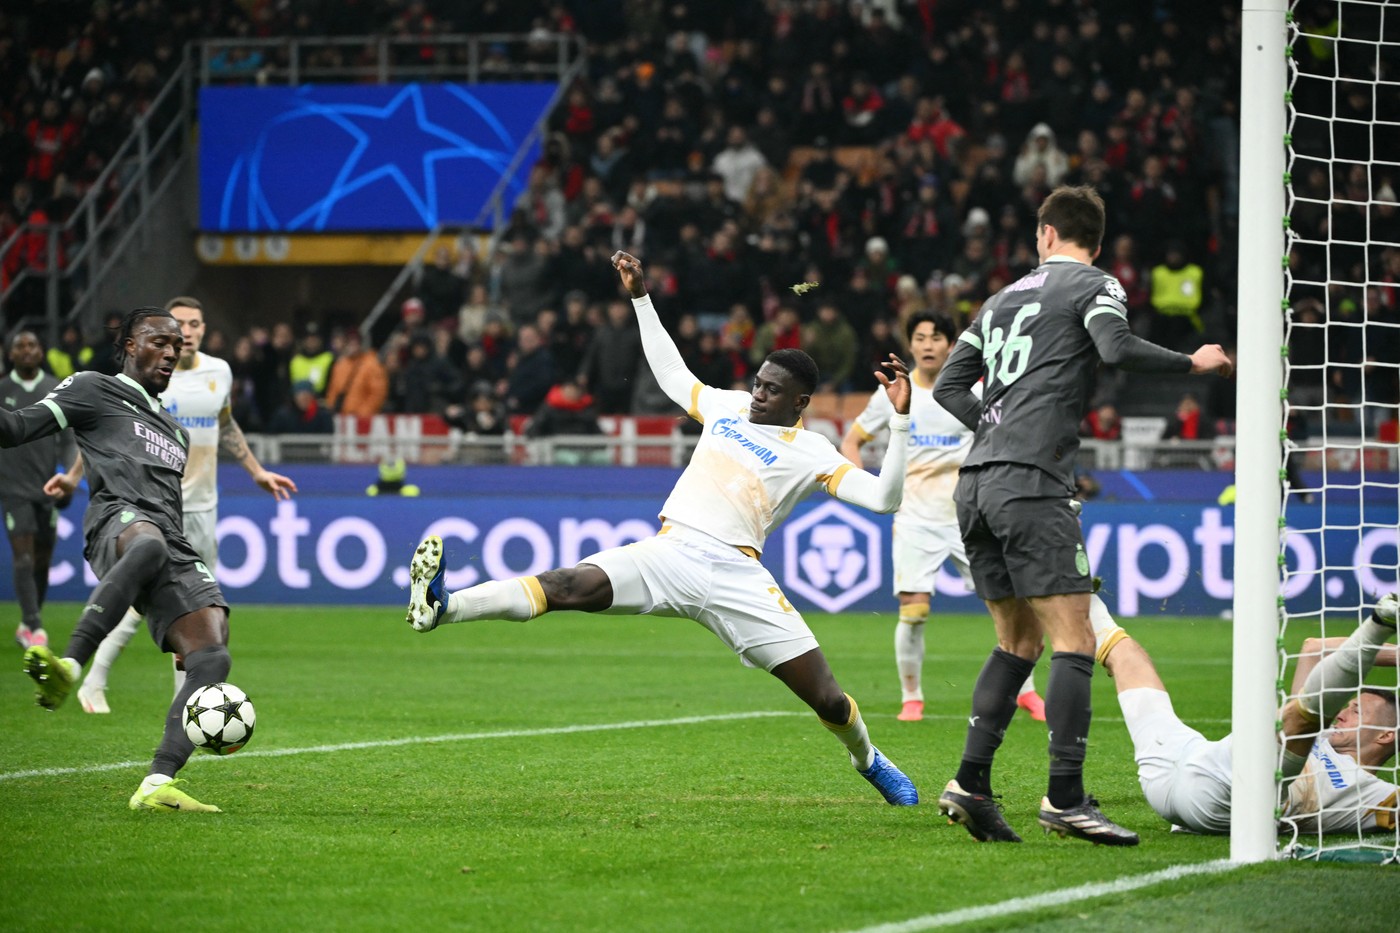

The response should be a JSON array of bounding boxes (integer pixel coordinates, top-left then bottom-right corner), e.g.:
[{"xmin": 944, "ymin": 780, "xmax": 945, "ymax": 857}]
[
  {"xmin": 0, "ymin": 710, "xmax": 806, "ymax": 782},
  {"xmin": 0, "ymin": 708, "xmax": 1231, "ymax": 783},
  {"xmin": 839, "ymin": 859, "xmax": 1241, "ymax": 933}
]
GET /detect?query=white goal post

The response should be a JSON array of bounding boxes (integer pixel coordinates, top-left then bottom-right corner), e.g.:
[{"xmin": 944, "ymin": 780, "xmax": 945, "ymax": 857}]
[{"xmin": 1231, "ymin": 0, "xmax": 1288, "ymax": 864}]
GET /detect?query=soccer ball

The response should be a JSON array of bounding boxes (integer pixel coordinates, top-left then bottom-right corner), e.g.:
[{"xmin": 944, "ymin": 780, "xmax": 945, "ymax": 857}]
[{"xmin": 184, "ymin": 682, "xmax": 256, "ymax": 755}]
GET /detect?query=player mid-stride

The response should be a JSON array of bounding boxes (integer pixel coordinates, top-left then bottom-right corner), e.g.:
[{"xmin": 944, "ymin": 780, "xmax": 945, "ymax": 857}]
[
  {"xmin": 405, "ymin": 250, "xmax": 920, "ymax": 806},
  {"xmin": 0, "ymin": 308, "xmax": 237, "ymax": 812}
]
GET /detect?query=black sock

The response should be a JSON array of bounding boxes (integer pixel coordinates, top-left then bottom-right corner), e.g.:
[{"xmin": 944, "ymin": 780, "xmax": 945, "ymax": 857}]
[
  {"xmin": 33, "ymin": 532, "xmax": 55, "ymax": 609},
  {"xmin": 955, "ymin": 648, "xmax": 1038, "ymax": 795},
  {"xmin": 152, "ymin": 644, "xmax": 231, "ymax": 777},
  {"xmin": 64, "ymin": 535, "xmax": 167, "ymax": 665},
  {"xmin": 1045, "ymin": 650, "xmax": 1095, "ymax": 808},
  {"xmin": 12, "ymin": 548, "xmax": 41, "ymax": 629}
]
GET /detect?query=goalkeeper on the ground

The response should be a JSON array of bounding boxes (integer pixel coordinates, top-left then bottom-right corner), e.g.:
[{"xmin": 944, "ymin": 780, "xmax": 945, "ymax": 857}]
[{"xmin": 1091, "ymin": 593, "xmax": 1397, "ymax": 835}]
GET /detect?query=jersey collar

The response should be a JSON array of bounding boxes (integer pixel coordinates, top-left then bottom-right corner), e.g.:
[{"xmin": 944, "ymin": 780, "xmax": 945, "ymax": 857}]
[
  {"xmin": 1045, "ymin": 254, "xmax": 1087, "ymax": 264},
  {"xmin": 7, "ymin": 370, "xmax": 44, "ymax": 392},
  {"xmin": 116, "ymin": 373, "xmax": 164, "ymax": 411}
]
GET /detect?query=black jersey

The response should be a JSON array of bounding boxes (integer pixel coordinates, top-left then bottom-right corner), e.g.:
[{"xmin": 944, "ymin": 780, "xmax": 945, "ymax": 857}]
[
  {"xmin": 0, "ymin": 371, "xmax": 190, "ymax": 552},
  {"xmin": 934, "ymin": 256, "xmax": 1191, "ymax": 487},
  {"xmin": 0, "ymin": 370, "xmax": 75, "ymax": 502}
]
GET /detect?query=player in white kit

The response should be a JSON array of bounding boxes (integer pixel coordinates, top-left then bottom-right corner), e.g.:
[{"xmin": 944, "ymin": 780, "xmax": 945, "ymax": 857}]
[
  {"xmin": 1092, "ymin": 592, "xmax": 1397, "ymax": 835},
  {"xmin": 404, "ymin": 251, "xmax": 921, "ymax": 805},
  {"xmin": 840, "ymin": 310, "xmax": 1045, "ymax": 723},
  {"xmin": 57, "ymin": 297, "xmax": 297, "ymax": 713}
]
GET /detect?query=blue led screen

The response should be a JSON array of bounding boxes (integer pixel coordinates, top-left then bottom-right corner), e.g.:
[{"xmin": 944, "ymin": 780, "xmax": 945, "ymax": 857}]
[{"xmin": 199, "ymin": 83, "xmax": 556, "ymax": 232}]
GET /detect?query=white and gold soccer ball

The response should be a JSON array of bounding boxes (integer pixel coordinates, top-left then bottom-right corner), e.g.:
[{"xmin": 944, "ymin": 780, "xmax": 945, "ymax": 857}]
[{"xmin": 184, "ymin": 682, "xmax": 256, "ymax": 755}]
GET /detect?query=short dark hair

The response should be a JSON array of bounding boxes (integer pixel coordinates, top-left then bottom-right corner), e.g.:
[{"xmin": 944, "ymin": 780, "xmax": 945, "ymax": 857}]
[
  {"xmin": 1037, "ymin": 185, "xmax": 1106, "ymax": 254},
  {"xmin": 6, "ymin": 329, "xmax": 42, "ymax": 353},
  {"xmin": 1359, "ymin": 687, "xmax": 1399, "ymax": 730},
  {"xmin": 905, "ymin": 310, "xmax": 958, "ymax": 344},
  {"xmin": 113, "ymin": 307, "xmax": 176, "ymax": 366},
  {"xmin": 764, "ymin": 348, "xmax": 819, "ymax": 395},
  {"xmin": 165, "ymin": 295, "xmax": 203, "ymax": 313}
]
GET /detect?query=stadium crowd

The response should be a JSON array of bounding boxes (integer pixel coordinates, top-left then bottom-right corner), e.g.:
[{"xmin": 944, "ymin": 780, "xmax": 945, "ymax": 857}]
[{"xmin": 1, "ymin": 1, "xmax": 1396, "ymax": 443}]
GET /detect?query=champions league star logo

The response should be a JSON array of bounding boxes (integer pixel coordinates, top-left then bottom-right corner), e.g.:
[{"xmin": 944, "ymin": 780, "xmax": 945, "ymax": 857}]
[{"xmin": 783, "ymin": 502, "xmax": 882, "ymax": 612}]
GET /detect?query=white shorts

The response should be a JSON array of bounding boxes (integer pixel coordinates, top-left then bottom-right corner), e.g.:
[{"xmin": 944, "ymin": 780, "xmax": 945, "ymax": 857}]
[
  {"xmin": 183, "ymin": 508, "xmax": 218, "ymax": 569},
  {"xmin": 1119, "ymin": 687, "xmax": 1234, "ymax": 835},
  {"xmin": 581, "ymin": 523, "xmax": 819, "ymax": 672},
  {"xmin": 892, "ymin": 518, "xmax": 973, "ymax": 596}
]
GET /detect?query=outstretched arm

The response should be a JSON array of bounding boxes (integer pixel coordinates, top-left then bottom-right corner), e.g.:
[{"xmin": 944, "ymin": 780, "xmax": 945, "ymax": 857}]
[
  {"xmin": 612, "ymin": 251, "xmax": 703, "ymax": 412},
  {"xmin": 219, "ymin": 405, "xmax": 297, "ymax": 500},
  {"xmin": 0, "ymin": 403, "xmax": 63, "ymax": 449},
  {"xmin": 44, "ymin": 451, "xmax": 84, "ymax": 499}
]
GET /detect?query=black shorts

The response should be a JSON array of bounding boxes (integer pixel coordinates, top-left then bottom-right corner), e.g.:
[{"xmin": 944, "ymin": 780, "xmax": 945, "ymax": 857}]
[
  {"xmin": 2, "ymin": 495, "xmax": 57, "ymax": 538},
  {"xmin": 954, "ymin": 463, "xmax": 1092, "ymax": 601},
  {"xmin": 87, "ymin": 508, "xmax": 228, "ymax": 652}
]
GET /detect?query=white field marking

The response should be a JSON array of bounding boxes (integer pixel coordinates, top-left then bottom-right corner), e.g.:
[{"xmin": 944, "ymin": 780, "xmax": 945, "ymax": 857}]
[
  {"xmin": 0, "ymin": 710, "xmax": 806, "ymax": 783},
  {"xmin": 840, "ymin": 859, "xmax": 1241, "ymax": 933}
]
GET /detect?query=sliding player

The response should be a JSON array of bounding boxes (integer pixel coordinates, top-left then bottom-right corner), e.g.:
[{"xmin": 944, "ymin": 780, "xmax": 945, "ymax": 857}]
[
  {"xmin": 405, "ymin": 250, "xmax": 920, "ymax": 806},
  {"xmin": 1095, "ymin": 592, "xmax": 1396, "ymax": 834},
  {"xmin": 840, "ymin": 310, "xmax": 1045, "ymax": 723}
]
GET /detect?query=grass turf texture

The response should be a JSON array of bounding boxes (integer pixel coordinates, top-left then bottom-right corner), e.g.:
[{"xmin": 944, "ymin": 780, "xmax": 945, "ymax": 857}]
[{"xmin": 1, "ymin": 604, "xmax": 1395, "ymax": 932}]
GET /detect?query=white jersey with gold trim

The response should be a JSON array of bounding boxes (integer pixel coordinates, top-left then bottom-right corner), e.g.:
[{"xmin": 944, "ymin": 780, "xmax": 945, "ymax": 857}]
[
  {"xmin": 1283, "ymin": 735, "xmax": 1399, "ymax": 834},
  {"xmin": 161, "ymin": 353, "xmax": 232, "ymax": 513},
  {"xmin": 658, "ymin": 385, "xmax": 855, "ymax": 553},
  {"xmin": 853, "ymin": 375, "xmax": 979, "ymax": 526}
]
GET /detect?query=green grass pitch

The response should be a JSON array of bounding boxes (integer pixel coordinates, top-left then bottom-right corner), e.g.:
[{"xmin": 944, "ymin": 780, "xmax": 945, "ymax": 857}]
[{"xmin": 1, "ymin": 603, "xmax": 1394, "ymax": 931}]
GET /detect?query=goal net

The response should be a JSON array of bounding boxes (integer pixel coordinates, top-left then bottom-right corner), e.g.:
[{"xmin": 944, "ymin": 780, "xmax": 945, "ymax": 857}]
[{"xmin": 1278, "ymin": 0, "xmax": 1399, "ymax": 862}]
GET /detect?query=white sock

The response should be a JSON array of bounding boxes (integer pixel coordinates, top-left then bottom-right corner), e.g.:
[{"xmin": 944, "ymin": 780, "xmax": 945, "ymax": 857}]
[
  {"xmin": 140, "ymin": 773, "xmax": 174, "ymax": 790},
  {"xmin": 84, "ymin": 608, "xmax": 142, "ymax": 690},
  {"xmin": 1299, "ymin": 617, "xmax": 1392, "ymax": 721},
  {"xmin": 1017, "ymin": 674, "xmax": 1036, "ymax": 698},
  {"xmin": 822, "ymin": 693, "xmax": 875, "ymax": 771},
  {"xmin": 894, "ymin": 617, "xmax": 926, "ymax": 703},
  {"xmin": 444, "ymin": 577, "xmax": 545, "ymax": 623},
  {"xmin": 1089, "ymin": 594, "xmax": 1128, "ymax": 664}
]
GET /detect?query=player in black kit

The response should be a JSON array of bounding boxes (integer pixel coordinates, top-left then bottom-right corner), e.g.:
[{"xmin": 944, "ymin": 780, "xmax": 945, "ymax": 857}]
[
  {"xmin": 1, "ymin": 331, "xmax": 77, "ymax": 650},
  {"xmin": 0, "ymin": 309, "xmax": 234, "ymax": 812},
  {"xmin": 932, "ymin": 186, "xmax": 1232, "ymax": 845}
]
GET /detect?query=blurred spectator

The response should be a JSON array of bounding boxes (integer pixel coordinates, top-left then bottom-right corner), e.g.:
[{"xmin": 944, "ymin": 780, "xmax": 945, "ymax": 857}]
[
  {"xmin": 749, "ymin": 305, "xmax": 801, "ymax": 371},
  {"xmin": 269, "ymin": 380, "xmax": 334, "ymax": 434},
  {"xmin": 851, "ymin": 317, "xmax": 904, "ymax": 393},
  {"xmin": 326, "ymin": 329, "xmax": 388, "ymax": 417},
  {"xmin": 46, "ymin": 323, "xmax": 88, "ymax": 378},
  {"xmin": 496, "ymin": 233, "xmax": 553, "ymax": 328},
  {"xmin": 683, "ymin": 328, "xmax": 739, "ymax": 390},
  {"xmin": 711, "ymin": 125, "xmax": 767, "ymax": 204},
  {"xmin": 416, "ymin": 244, "xmax": 470, "ymax": 326},
  {"xmin": 1081, "ymin": 403, "xmax": 1122, "ymax": 440},
  {"xmin": 83, "ymin": 311, "xmax": 124, "ymax": 375},
  {"xmin": 579, "ymin": 299, "xmax": 642, "ymax": 414},
  {"xmin": 505, "ymin": 323, "xmax": 555, "ymax": 414},
  {"xmin": 392, "ymin": 334, "xmax": 463, "ymax": 415},
  {"xmin": 445, "ymin": 382, "xmax": 508, "ymax": 438},
  {"xmin": 288, "ymin": 323, "xmax": 334, "ymax": 396},
  {"xmin": 525, "ymin": 379, "xmax": 604, "ymax": 464},
  {"xmin": 1150, "ymin": 241, "xmax": 1205, "ymax": 350},
  {"xmin": 803, "ymin": 300, "xmax": 858, "ymax": 392},
  {"xmin": 1162, "ymin": 393, "xmax": 1215, "ymax": 441},
  {"xmin": 1013, "ymin": 123, "xmax": 1070, "ymax": 187}
]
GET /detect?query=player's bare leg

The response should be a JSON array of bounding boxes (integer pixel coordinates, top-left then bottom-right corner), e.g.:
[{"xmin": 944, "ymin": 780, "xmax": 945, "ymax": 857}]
[{"xmin": 772, "ymin": 649, "xmax": 918, "ymax": 805}]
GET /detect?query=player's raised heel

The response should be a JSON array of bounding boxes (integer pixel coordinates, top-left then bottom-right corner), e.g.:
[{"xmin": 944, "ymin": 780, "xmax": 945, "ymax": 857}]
[
  {"xmin": 1017, "ymin": 691, "xmax": 1047, "ymax": 722},
  {"xmin": 938, "ymin": 779, "xmax": 1022, "ymax": 842},
  {"xmin": 15, "ymin": 624, "xmax": 47, "ymax": 650},
  {"xmin": 129, "ymin": 778, "xmax": 221, "ymax": 813},
  {"xmin": 23, "ymin": 646, "xmax": 76, "ymax": 710},
  {"xmin": 1037, "ymin": 795, "xmax": 1139, "ymax": 846},
  {"xmin": 406, "ymin": 535, "xmax": 448, "ymax": 632}
]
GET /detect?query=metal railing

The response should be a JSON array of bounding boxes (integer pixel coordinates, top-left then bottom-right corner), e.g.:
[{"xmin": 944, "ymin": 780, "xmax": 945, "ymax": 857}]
[{"xmin": 0, "ymin": 50, "xmax": 196, "ymax": 341}]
